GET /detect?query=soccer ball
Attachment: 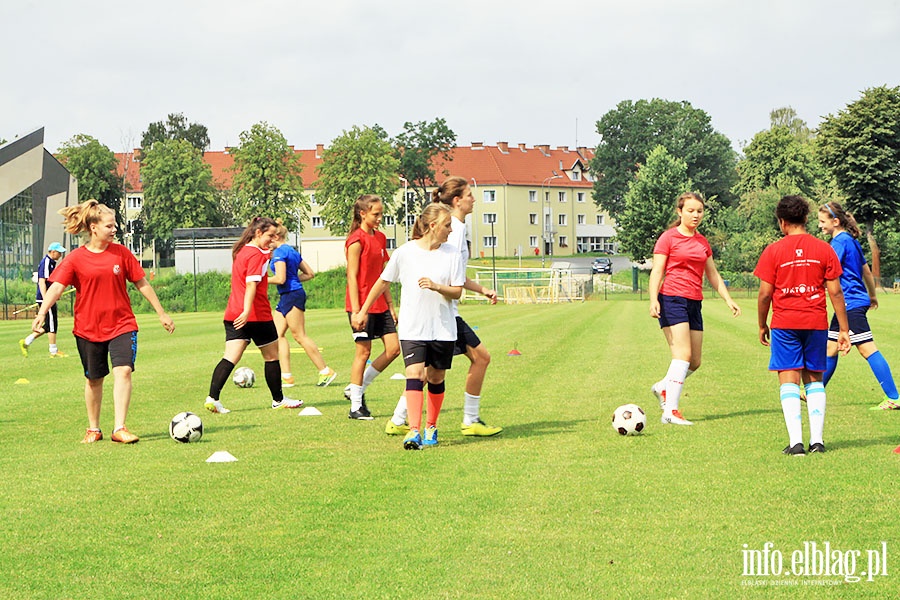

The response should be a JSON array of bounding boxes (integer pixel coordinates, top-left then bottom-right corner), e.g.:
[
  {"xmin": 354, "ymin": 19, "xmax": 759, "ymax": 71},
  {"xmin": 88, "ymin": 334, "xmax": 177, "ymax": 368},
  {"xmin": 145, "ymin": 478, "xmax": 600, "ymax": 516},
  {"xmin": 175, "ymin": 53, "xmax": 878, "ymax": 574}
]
[
  {"xmin": 169, "ymin": 411, "xmax": 203, "ymax": 443},
  {"xmin": 233, "ymin": 366, "xmax": 256, "ymax": 388},
  {"xmin": 612, "ymin": 404, "xmax": 646, "ymax": 436}
]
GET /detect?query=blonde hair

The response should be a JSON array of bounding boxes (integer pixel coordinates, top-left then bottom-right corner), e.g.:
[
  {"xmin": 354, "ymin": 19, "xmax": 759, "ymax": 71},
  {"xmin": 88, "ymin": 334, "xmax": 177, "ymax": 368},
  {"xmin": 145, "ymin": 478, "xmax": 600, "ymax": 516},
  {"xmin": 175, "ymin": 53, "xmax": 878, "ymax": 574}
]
[
  {"xmin": 349, "ymin": 194, "xmax": 383, "ymax": 233},
  {"xmin": 58, "ymin": 199, "xmax": 116, "ymax": 236},
  {"xmin": 411, "ymin": 203, "xmax": 451, "ymax": 240},
  {"xmin": 274, "ymin": 222, "xmax": 289, "ymax": 241}
]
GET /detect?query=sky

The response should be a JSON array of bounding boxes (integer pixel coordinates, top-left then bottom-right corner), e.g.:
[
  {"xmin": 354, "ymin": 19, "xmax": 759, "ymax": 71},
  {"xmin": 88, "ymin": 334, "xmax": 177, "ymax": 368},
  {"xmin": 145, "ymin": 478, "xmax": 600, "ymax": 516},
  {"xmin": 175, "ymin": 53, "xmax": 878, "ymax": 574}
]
[{"xmin": 3, "ymin": 0, "xmax": 899, "ymax": 155}]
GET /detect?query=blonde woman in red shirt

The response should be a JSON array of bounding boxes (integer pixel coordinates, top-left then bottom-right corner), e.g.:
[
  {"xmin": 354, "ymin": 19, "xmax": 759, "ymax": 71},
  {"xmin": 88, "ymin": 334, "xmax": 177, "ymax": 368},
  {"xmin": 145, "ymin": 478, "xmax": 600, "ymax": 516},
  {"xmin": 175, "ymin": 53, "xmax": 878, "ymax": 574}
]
[{"xmin": 32, "ymin": 199, "xmax": 174, "ymax": 444}]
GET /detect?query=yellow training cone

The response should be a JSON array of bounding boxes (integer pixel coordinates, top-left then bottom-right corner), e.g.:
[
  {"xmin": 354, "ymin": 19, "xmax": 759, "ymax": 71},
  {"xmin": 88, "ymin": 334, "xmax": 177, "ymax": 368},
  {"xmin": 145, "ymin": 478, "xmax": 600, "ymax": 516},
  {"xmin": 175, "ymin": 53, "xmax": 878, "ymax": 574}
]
[{"xmin": 15, "ymin": 378, "xmax": 30, "ymax": 384}]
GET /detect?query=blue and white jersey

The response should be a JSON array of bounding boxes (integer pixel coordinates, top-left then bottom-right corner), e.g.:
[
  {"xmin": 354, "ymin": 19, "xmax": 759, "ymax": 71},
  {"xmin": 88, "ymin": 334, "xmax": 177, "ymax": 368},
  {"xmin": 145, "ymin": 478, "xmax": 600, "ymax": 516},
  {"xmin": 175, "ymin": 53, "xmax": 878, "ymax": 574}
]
[
  {"xmin": 35, "ymin": 254, "xmax": 57, "ymax": 302},
  {"xmin": 831, "ymin": 231, "xmax": 870, "ymax": 310}
]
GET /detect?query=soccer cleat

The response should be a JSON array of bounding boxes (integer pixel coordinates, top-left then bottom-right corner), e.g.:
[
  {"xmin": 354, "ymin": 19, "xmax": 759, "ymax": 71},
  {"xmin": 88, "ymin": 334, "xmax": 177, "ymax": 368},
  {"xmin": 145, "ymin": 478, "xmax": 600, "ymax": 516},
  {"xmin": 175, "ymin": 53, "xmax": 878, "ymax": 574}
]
[
  {"xmin": 50, "ymin": 350, "xmax": 68, "ymax": 358},
  {"xmin": 348, "ymin": 404, "xmax": 374, "ymax": 420},
  {"xmin": 317, "ymin": 368, "xmax": 337, "ymax": 387},
  {"xmin": 111, "ymin": 427, "xmax": 139, "ymax": 444},
  {"xmin": 460, "ymin": 419, "xmax": 503, "ymax": 436},
  {"xmin": 783, "ymin": 443, "xmax": 806, "ymax": 456},
  {"xmin": 808, "ymin": 442, "xmax": 826, "ymax": 453},
  {"xmin": 650, "ymin": 384, "xmax": 666, "ymax": 411},
  {"xmin": 422, "ymin": 426, "xmax": 438, "ymax": 447},
  {"xmin": 19, "ymin": 339, "xmax": 28, "ymax": 357},
  {"xmin": 81, "ymin": 428, "xmax": 103, "ymax": 444},
  {"xmin": 281, "ymin": 376, "xmax": 295, "ymax": 388},
  {"xmin": 272, "ymin": 397, "xmax": 303, "ymax": 410},
  {"xmin": 205, "ymin": 397, "xmax": 231, "ymax": 414},
  {"xmin": 385, "ymin": 420, "xmax": 410, "ymax": 435},
  {"xmin": 661, "ymin": 409, "xmax": 693, "ymax": 425},
  {"xmin": 870, "ymin": 397, "xmax": 900, "ymax": 410},
  {"xmin": 403, "ymin": 430, "xmax": 422, "ymax": 450},
  {"xmin": 893, "ymin": 444, "xmax": 900, "ymax": 455}
]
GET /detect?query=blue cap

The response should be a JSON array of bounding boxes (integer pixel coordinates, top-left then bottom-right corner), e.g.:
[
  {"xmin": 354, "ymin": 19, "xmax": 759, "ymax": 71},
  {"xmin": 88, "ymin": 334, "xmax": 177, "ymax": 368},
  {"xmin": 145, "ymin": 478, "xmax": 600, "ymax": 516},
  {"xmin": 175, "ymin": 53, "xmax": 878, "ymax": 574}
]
[{"xmin": 47, "ymin": 242, "xmax": 66, "ymax": 253}]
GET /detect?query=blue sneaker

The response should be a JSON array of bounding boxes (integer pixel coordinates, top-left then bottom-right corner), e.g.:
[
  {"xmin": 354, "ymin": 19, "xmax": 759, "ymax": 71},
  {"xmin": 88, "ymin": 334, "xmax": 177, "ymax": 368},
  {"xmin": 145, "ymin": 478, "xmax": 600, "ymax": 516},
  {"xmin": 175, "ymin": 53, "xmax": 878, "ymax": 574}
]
[
  {"xmin": 403, "ymin": 429, "xmax": 422, "ymax": 450},
  {"xmin": 422, "ymin": 426, "xmax": 438, "ymax": 447}
]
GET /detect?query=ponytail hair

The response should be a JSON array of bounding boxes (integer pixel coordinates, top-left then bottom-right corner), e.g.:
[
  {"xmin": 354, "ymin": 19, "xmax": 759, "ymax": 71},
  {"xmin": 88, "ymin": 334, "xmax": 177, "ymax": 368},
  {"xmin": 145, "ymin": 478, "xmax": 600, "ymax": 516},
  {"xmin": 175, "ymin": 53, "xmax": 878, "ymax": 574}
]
[
  {"xmin": 667, "ymin": 192, "xmax": 705, "ymax": 229},
  {"xmin": 349, "ymin": 194, "xmax": 382, "ymax": 233},
  {"xmin": 820, "ymin": 201, "xmax": 861, "ymax": 238},
  {"xmin": 411, "ymin": 203, "xmax": 451, "ymax": 240},
  {"xmin": 433, "ymin": 176, "xmax": 469, "ymax": 207},
  {"xmin": 233, "ymin": 216, "xmax": 278, "ymax": 259},
  {"xmin": 274, "ymin": 221, "xmax": 289, "ymax": 242},
  {"xmin": 58, "ymin": 199, "xmax": 115, "ymax": 236}
]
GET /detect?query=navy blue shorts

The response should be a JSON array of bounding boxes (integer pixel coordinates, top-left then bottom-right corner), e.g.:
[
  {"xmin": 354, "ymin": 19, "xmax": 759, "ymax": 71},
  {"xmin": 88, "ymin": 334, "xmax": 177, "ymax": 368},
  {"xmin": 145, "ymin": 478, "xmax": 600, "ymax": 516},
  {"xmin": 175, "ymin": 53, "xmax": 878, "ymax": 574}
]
[
  {"xmin": 276, "ymin": 289, "xmax": 307, "ymax": 316},
  {"xmin": 76, "ymin": 331, "xmax": 137, "ymax": 379},
  {"xmin": 769, "ymin": 329, "xmax": 828, "ymax": 372},
  {"xmin": 829, "ymin": 307, "xmax": 873, "ymax": 346},
  {"xmin": 453, "ymin": 316, "xmax": 482, "ymax": 356},
  {"xmin": 658, "ymin": 294, "xmax": 704, "ymax": 331},
  {"xmin": 224, "ymin": 320, "xmax": 278, "ymax": 347},
  {"xmin": 400, "ymin": 340, "xmax": 455, "ymax": 370},
  {"xmin": 349, "ymin": 311, "xmax": 397, "ymax": 342}
]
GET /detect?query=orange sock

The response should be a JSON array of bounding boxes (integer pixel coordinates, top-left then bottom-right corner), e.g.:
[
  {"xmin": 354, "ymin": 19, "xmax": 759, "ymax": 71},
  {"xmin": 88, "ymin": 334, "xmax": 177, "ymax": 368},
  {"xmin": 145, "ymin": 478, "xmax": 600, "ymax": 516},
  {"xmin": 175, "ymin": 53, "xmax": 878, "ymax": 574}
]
[
  {"xmin": 426, "ymin": 381, "xmax": 445, "ymax": 428},
  {"xmin": 406, "ymin": 389, "xmax": 424, "ymax": 431}
]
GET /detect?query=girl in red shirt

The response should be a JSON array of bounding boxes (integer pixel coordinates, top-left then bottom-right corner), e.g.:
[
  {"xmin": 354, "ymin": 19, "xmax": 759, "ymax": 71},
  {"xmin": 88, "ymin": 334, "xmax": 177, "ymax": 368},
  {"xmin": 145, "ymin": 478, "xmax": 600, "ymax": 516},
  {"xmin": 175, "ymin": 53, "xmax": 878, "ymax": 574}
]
[
  {"xmin": 648, "ymin": 192, "xmax": 741, "ymax": 425},
  {"xmin": 204, "ymin": 217, "xmax": 302, "ymax": 414},
  {"xmin": 32, "ymin": 199, "xmax": 174, "ymax": 444},
  {"xmin": 344, "ymin": 195, "xmax": 400, "ymax": 420}
]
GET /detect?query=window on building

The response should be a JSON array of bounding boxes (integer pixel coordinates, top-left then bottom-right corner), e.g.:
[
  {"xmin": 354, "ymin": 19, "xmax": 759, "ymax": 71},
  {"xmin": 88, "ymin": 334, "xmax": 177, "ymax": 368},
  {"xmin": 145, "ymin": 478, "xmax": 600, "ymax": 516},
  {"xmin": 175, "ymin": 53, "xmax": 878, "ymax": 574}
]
[
  {"xmin": 529, "ymin": 213, "xmax": 537, "ymax": 225},
  {"xmin": 311, "ymin": 216, "xmax": 324, "ymax": 228},
  {"xmin": 406, "ymin": 215, "xmax": 416, "ymax": 228},
  {"xmin": 483, "ymin": 190, "xmax": 496, "ymax": 203},
  {"xmin": 559, "ymin": 235, "xmax": 568, "ymax": 248},
  {"xmin": 577, "ymin": 192, "xmax": 585, "ymax": 203},
  {"xmin": 383, "ymin": 215, "xmax": 395, "ymax": 226},
  {"xmin": 310, "ymin": 194, "xmax": 317, "ymax": 205},
  {"xmin": 577, "ymin": 214, "xmax": 585, "ymax": 225},
  {"xmin": 596, "ymin": 215, "xmax": 605, "ymax": 225},
  {"xmin": 483, "ymin": 236, "xmax": 497, "ymax": 248},
  {"xmin": 529, "ymin": 235, "xmax": 538, "ymax": 247},
  {"xmin": 386, "ymin": 238, "xmax": 397, "ymax": 250},
  {"xmin": 572, "ymin": 170, "xmax": 581, "ymax": 181},
  {"xmin": 127, "ymin": 195, "xmax": 142, "ymax": 210},
  {"xmin": 558, "ymin": 214, "xmax": 567, "ymax": 226},
  {"xmin": 483, "ymin": 213, "xmax": 497, "ymax": 224},
  {"xmin": 529, "ymin": 190, "xmax": 537, "ymax": 202},
  {"xmin": 558, "ymin": 191, "xmax": 567, "ymax": 203},
  {"xmin": 405, "ymin": 191, "xmax": 416, "ymax": 205}
]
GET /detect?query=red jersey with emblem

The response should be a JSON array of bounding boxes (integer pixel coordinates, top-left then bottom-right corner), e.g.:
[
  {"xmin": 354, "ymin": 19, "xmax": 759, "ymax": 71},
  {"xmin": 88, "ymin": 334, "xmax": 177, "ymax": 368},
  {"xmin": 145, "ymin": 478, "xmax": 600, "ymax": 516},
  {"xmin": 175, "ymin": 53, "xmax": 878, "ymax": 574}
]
[
  {"xmin": 344, "ymin": 228, "xmax": 389, "ymax": 313},
  {"xmin": 225, "ymin": 244, "xmax": 273, "ymax": 322},
  {"xmin": 654, "ymin": 227, "xmax": 712, "ymax": 301},
  {"xmin": 49, "ymin": 243, "xmax": 144, "ymax": 342},
  {"xmin": 754, "ymin": 233, "xmax": 843, "ymax": 330}
]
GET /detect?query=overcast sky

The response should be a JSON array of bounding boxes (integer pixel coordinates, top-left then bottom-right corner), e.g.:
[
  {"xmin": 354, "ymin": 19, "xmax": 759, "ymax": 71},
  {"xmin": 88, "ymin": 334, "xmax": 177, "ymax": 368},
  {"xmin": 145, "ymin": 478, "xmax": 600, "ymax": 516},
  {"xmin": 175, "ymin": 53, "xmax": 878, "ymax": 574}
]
[{"xmin": 3, "ymin": 0, "xmax": 898, "ymax": 155}]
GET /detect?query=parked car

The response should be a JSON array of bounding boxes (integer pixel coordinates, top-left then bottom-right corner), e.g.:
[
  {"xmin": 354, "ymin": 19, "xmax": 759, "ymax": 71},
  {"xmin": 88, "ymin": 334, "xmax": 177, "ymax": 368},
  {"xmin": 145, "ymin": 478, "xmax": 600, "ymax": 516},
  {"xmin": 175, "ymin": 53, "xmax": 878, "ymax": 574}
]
[{"xmin": 591, "ymin": 257, "xmax": 613, "ymax": 274}]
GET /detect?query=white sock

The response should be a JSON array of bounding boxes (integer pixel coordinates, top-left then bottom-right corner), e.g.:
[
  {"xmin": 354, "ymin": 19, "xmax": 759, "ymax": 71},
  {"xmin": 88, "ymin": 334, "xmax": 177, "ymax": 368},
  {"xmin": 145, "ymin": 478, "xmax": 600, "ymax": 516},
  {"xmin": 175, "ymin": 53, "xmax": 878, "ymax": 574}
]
[
  {"xmin": 319, "ymin": 367, "xmax": 330, "ymax": 375},
  {"xmin": 392, "ymin": 395, "xmax": 408, "ymax": 425},
  {"xmin": 362, "ymin": 365, "xmax": 381, "ymax": 390},
  {"xmin": 25, "ymin": 334, "xmax": 36, "ymax": 346},
  {"xmin": 348, "ymin": 384, "xmax": 364, "ymax": 412},
  {"xmin": 780, "ymin": 383, "xmax": 803, "ymax": 447},
  {"xmin": 282, "ymin": 372, "xmax": 292, "ymax": 380},
  {"xmin": 49, "ymin": 344, "xmax": 58, "ymax": 354},
  {"xmin": 463, "ymin": 393, "xmax": 481, "ymax": 425},
  {"xmin": 663, "ymin": 359, "xmax": 690, "ymax": 413},
  {"xmin": 805, "ymin": 381, "xmax": 826, "ymax": 445}
]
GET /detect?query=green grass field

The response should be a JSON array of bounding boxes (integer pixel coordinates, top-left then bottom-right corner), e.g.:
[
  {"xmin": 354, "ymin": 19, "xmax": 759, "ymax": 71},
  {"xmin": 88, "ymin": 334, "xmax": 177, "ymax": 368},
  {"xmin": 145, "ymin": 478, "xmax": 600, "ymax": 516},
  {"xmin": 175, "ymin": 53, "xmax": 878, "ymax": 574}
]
[{"xmin": 1, "ymin": 297, "xmax": 898, "ymax": 599}]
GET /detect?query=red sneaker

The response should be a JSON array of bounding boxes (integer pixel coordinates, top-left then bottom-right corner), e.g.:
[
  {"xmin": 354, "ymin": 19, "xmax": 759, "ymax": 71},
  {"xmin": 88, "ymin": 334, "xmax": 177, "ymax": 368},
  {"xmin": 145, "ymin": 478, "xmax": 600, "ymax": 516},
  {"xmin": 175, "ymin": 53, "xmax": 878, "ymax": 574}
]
[
  {"xmin": 81, "ymin": 429, "xmax": 103, "ymax": 444},
  {"xmin": 111, "ymin": 427, "xmax": 139, "ymax": 444}
]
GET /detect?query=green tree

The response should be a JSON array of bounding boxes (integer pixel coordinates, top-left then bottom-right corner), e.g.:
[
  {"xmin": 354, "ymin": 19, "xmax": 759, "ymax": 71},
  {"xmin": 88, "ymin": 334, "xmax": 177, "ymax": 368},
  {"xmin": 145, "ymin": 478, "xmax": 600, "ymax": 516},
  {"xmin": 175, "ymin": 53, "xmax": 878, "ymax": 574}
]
[
  {"xmin": 589, "ymin": 99, "xmax": 736, "ymax": 219},
  {"xmin": 393, "ymin": 118, "xmax": 456, "ymax": 213},
  {"xmin": 818, "ymin": 85, "xmax": 900, "ymax": 281},
  {"xmin": 140, "ymin": 139, "xmax": 219, "ymax": 240},
  {"xmin": 56, "ymin": 134, "xmax": 121, "ymax": 213},
  {"xmin": 735, "ymin": 125, "xmax": 821, "ymax": 198},
  {"xmin": 229, "ymin": 122, "xmax": 306, "ymax": 230},
  {"xmin": 141, "ymin": 113, "xmax": 210, "ymax": 154},
  {"xmin": 316, "ymin": 125, "xmax": 400, "ymax": 236},
  {"xmin": 769, "ymin": 106, "xmax": 813, "ymax": 142},
  {"xmin": 616, "ymin": 145, "xmax": 693, "ymax": 261}
]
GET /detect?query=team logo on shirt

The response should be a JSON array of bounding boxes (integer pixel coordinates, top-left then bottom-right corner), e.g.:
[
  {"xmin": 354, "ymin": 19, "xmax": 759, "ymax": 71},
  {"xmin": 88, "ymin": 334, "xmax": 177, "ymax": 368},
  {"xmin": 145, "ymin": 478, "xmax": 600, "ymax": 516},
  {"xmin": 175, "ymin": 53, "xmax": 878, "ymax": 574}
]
[
  {"xmin": 795, "ymin": 249, "xmax": 803, "ymax": 257},
  {"xmin": 113, "ymin": 264, "xmax": 121, "ymax": 275}
]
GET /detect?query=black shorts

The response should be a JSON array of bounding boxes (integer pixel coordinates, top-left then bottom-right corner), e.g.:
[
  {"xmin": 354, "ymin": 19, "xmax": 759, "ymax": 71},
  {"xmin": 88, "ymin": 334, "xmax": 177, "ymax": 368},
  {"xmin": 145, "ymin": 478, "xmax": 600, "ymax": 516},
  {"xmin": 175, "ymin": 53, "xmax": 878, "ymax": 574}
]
[
  {"xmin": 224, "ymin": 320, "xmax": 278, "ymax": 347},
  {"xmin": 349, "ymin": 311, "xmax": 397, "ymax": 342},
  {"xmin": 453, "ymin": 316, "xmax": 482, "ymax": 356},
  {"xmin": 658, "ymin": 294, "xmax": 704, "ymax": 331},
  {"xmin": 400, "ymin": 340, "xmax": 455, "ymax": 370},
  {"xmin": 76, "ymin": 331, "xmax": 138, "ymax": 379},
  {"xmin": 829, "ymin": 307, "xmax": 874, "ymax": 346},
  {"xmin": 38, "ymin": 301, "xmax": 59, "ymax": 334}
]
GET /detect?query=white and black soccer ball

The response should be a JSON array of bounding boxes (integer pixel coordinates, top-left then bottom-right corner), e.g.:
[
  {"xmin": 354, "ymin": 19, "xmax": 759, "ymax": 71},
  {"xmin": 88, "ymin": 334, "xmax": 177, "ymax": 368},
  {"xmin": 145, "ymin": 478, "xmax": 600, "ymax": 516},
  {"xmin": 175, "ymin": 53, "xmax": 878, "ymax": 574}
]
[
  {"xmin": 169, "ymin": 411, "xmax": 203, "ymax": 443},
  {"xmin": 232, "ymin": 366, "xmax": 256, "ymax": 388},
  {"xmin": 612, "ymin": 403, "xmax": 646, "ymax": 436}
]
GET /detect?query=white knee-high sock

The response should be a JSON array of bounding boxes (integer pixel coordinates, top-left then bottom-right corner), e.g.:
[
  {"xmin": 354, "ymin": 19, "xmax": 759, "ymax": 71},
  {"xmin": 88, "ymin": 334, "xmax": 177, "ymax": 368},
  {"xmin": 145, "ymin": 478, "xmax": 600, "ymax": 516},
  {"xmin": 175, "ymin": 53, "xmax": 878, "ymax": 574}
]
[
  {"xmin": 780, "ymin": 383, "xmax": 803, "ymax": 447},
  {"xmin": 664, "ymin": 359, "xmax": 690, "ymax": 412},
  {"xmin": 391, "ymin": 395, "xmax": 408, "ymax": 425},
  {"xmin": 362, "ymin": 365, "xmax": 381, "ymax": 391},
  {"xmin": 805, "ymin": 381, "xmax": 826, "ymax": 446}
]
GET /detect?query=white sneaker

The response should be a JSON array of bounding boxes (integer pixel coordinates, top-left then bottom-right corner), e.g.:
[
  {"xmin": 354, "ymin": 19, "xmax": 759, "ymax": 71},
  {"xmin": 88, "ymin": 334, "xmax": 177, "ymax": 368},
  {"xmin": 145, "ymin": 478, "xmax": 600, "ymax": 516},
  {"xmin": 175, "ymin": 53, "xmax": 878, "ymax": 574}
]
[
  {"xmin": 661, "ymin": 409, "xmax": 692, "ymax": 425},
  {"xmin": 651, "ymin": 383, "xmax": 666, "ymax": 411},
  {"xmin": 205, "ymin": 397, "xmax": 231, "ymax": 414},
  {"xmin": 272, "ymin": 396, "xmax": 304, "ymax": 410}
]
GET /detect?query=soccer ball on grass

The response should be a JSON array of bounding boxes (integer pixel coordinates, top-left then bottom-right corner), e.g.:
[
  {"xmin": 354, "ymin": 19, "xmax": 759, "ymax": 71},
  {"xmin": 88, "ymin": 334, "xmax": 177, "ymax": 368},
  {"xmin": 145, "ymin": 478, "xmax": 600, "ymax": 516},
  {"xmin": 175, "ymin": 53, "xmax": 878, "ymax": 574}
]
[
  {"xmin": 169, "ymin": 411, "xmax": 204, "ymax": 443},
  {"xmin": 612, "ymin": 404, "xmax": 646, "ymax": 436},
  {"xmin": 233, "ymin": 366, "xmax": 256, "ymax": 388}
]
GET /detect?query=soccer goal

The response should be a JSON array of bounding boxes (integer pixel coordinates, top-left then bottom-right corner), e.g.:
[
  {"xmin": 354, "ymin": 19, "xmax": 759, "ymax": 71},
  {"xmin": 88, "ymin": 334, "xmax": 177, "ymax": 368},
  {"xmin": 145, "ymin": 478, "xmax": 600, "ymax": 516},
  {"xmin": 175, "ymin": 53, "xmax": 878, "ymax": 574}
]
[{"xmin": 467, "ymin": 265, "xmax": 587, "ymax": 304}]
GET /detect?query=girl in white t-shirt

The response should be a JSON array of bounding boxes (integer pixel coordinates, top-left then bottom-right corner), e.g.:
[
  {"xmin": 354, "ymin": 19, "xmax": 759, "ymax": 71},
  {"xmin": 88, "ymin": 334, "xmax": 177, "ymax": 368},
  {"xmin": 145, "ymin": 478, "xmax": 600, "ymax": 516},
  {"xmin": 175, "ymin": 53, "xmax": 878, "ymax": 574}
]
[{"xmin": 355, "ymin": 203, "xmax": 465, "ymax": 449}]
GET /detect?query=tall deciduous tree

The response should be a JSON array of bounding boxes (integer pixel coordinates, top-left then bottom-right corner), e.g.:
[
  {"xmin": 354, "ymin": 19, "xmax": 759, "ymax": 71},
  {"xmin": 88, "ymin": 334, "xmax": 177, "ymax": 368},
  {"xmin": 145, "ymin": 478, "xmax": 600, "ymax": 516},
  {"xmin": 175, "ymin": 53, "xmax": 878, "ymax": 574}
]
[
  {"xmin": 229, "ymin": 122, "xmax": 306, "ymax": 230},
  {"xmin": 140, "ymin": 139, "xmax": 219, "ymax": 240},
  {"xmin": 589, "ymin": 99, "xmax": 736, "ymax": 218},
  {"xmin": 56, "ymin": 134, "xmax": 121, "ymax": 216},
  {"xmin": 818, "ymin": 85, "xmax": 900, "ymax": 281},
  {"xmin": 316, "ymin": 125, "xmax": 400, "ymax": 236},
  {"xmin": 393, "ymin": 118, "xmax": 456, "ymax": 213},
  {"xmin": 735, "ymin": 124, "xmax": 821, "ymax": 198},
  {"xmin": 616, "ymin": 145, "xmax": 693, "ymax": 261},
  {"xmin": 141, "ymin": 113, "xmax": 210, "ymax": 154}
]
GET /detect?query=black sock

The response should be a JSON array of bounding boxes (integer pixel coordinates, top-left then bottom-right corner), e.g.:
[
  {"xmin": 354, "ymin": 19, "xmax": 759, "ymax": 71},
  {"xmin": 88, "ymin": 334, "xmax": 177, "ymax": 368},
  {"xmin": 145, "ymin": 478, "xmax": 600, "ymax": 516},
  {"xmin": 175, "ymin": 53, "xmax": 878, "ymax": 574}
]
[
  {"xmin": 209, "ymin": 358, "xmax": 235, "ymax": 399},
  {"xmin": 265, "ymin": 360, "xmax": 283, "ymax": 402}
]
